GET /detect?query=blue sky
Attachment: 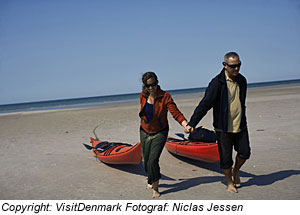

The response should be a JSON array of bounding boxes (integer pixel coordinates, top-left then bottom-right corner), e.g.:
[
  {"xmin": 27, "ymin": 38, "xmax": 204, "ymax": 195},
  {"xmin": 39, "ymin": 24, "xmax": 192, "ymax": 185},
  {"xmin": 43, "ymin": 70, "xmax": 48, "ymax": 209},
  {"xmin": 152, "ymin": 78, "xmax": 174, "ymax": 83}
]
[{"xmin": 1, "ymin": 0, "xmax": 299, "ymax": 105}]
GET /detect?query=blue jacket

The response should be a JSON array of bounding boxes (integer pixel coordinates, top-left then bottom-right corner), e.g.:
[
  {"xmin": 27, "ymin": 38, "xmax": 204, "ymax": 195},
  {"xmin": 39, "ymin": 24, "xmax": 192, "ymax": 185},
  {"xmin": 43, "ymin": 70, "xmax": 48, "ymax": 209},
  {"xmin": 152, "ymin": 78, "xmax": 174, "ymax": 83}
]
[{"xmin": 188, "ymin": 69, "xmax": 248, "ymax": 132}]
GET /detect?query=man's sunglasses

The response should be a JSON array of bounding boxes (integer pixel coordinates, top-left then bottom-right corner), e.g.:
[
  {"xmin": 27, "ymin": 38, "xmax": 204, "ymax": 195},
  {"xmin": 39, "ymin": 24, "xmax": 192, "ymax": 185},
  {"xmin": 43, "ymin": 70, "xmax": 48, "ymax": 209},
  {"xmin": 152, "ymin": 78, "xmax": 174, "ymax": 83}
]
[
  {"xmin": 224, "ymin": 62, "xmax": 242, "ymax": 68},
  {"xmin": 145, "ymin": 82, "xmax": 158, "ymax": 88}
]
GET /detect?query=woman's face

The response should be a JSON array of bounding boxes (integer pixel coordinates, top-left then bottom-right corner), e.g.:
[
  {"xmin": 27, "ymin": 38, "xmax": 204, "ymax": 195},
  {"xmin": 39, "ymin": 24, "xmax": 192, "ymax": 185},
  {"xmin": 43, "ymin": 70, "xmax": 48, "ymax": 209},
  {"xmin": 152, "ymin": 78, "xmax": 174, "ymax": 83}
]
[{"xmin": 145, "ymin": 78, "xmax": 158, "ymax": 94}]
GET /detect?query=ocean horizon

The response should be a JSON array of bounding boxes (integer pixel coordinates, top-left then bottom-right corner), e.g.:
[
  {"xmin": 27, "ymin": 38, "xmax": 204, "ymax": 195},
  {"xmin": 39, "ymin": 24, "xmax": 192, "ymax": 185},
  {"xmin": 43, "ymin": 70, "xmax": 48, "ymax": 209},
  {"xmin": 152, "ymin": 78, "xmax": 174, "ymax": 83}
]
[{"xmin": 1, "ymin": 79, "xmax": 300, "ymax": 114}]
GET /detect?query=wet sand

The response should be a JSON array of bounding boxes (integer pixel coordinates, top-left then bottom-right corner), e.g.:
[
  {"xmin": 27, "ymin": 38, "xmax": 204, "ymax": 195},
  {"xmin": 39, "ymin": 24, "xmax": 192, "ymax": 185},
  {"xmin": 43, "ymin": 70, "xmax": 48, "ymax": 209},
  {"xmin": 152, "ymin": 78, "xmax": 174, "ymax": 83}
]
[{"xmin": 0, "ymin": 84, "xmax": 300, "ymax": 199}]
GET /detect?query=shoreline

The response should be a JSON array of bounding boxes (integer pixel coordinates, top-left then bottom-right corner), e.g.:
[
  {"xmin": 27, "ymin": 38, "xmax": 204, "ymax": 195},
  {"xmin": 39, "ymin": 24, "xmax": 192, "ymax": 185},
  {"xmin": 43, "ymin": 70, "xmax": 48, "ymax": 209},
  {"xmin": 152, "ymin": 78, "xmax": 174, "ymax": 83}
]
[{"xmin": 1, "ymin": 83, "xmax": 299, "ymax": 117}]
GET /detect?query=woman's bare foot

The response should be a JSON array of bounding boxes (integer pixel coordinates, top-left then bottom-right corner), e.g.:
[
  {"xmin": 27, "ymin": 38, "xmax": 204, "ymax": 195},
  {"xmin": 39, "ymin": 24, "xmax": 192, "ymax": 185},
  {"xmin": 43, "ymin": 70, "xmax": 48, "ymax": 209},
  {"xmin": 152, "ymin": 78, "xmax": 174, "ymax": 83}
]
[
  {"xmin": 232, "ymin": 169, "xmax": 241, "ymax": 187},
  {"xmin": 152, "ymin": 190, "xmax": 161, "ymax": 198},
  {"xmin": 146, "ymin": 184, "xmax": 153, "ymax": 189},
  {"xmin": 152, "ymin": 180, "xmax": 161, "ymax": 198}
]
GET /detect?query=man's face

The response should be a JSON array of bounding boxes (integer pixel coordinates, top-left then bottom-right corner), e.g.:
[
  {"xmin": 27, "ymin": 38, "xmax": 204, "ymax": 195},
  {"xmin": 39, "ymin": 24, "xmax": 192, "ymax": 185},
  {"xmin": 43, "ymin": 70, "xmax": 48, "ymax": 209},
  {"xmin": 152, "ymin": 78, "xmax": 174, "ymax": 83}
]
[{"xmin": 224, "ymin": 57, "xmax": 241, "ymax": 79}]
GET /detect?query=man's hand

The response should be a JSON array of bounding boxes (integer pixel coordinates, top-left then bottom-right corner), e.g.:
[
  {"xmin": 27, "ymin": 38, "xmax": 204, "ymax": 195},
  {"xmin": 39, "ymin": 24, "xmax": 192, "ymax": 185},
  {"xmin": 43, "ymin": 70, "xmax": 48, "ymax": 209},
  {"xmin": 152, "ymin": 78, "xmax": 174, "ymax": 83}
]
[{"xmin": 184, "ymin": 125, "xmax": 194, "ymax": 133}]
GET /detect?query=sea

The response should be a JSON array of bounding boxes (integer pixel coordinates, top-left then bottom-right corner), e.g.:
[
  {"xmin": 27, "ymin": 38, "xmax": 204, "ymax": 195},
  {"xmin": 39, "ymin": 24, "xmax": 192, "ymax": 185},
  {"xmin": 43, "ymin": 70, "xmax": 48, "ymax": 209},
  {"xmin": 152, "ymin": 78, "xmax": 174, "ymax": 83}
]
[{"xmin": 1, "ymin": 79, "xmax": 300, "ymax": 114}]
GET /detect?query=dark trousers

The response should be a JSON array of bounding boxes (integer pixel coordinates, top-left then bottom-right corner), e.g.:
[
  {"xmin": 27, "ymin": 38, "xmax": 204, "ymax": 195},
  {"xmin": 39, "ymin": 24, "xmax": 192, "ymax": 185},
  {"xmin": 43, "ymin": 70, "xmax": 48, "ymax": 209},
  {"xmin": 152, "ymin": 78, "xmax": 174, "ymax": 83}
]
[
  {"xmin": 140, "ymin": 128, "xmax": 168, "ymax": 184},
  {"xmin": 216, "ymin": 129, "xmax": 251, "ymax": 169}
]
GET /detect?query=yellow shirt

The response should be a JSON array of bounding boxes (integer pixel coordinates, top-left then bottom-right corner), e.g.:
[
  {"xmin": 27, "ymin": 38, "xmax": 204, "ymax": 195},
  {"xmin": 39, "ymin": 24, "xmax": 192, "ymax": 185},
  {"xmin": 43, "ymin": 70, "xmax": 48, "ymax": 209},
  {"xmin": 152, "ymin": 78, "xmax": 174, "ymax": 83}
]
[{"xmin": 226, "ymin": 72, "xmax": 242, "ymax": 133}]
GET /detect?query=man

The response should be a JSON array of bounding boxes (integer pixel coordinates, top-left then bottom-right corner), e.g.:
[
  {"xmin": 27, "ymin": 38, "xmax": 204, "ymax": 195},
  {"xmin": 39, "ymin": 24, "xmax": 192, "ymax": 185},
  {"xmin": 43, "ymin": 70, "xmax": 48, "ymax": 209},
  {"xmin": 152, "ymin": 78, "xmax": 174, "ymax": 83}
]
[{"xmin": 185, "ymin": 52, "xmax": 251, "ymax": 193}]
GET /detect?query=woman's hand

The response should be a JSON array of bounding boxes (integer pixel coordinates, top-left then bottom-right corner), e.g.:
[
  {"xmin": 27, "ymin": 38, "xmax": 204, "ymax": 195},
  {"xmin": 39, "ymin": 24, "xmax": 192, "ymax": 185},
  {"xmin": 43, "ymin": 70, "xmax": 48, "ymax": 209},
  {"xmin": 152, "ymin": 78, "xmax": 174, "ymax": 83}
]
[{"xmin": 181, "ymin": 120, "xmax": 188, "ymax": 128}]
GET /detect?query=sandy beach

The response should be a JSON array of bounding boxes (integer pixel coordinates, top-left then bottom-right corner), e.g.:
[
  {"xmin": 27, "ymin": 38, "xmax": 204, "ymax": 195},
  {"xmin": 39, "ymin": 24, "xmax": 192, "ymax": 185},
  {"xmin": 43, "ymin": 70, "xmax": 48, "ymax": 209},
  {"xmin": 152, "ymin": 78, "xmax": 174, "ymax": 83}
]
[{"xmin": 0, "ymin": 84, "xmax": 300, "ymax": 200}]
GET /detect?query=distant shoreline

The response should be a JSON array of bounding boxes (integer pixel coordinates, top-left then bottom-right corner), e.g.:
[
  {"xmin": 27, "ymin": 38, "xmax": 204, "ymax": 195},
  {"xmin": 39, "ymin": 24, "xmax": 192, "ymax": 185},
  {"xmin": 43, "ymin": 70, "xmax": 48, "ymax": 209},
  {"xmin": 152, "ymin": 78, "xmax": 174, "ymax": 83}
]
[{"xmin": 0, "ymin": 79, "xmax": 300, "ymax": 115}]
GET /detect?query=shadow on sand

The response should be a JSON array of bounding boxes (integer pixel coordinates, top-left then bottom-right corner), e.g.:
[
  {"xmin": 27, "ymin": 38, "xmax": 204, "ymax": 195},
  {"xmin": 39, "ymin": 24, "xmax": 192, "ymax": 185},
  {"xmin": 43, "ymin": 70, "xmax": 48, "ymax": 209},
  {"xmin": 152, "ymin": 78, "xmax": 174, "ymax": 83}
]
[
  {"xmin": 169, "ymin": 153, "xmax": 255, "ymax": 177},
  {"xmin": 103, "ymin": 162, "xmax": 176, "ymax": 181},
  {"xmin": 160, "ymin": 176, "xmax": 224, "ymax": 195},
  {"xmin": 242, "ymin": 170, "xmax": 300, "ymax": 187},
  {"xmin": 159, "ymin": 153, "xmax": 300, "ymax": 195},
  {"xmin": 93, "ymin": 152, "xmax": 300, "ymax": 194}
]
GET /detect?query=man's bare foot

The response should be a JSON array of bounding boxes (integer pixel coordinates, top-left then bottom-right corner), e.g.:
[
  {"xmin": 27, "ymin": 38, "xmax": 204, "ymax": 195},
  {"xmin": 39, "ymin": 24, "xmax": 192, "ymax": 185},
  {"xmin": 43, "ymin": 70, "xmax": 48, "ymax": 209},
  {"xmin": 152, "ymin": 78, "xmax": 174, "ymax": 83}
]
[
  {"xmin": 227, "ymin": 183, "xmax": 238, "ymax": 193},
  {"xmin": 232, "ymin": 155, "xmax": 245, "ymax": 187},
  {"xmin": 232, "ymin": 169, "xmax": 241, "ymax": 187},
  {"xmin": 224, "ymin": 168, "xmax": 238, "ymax": 193},
  {"xmin": 146, "ymin": 184, "xmax": 153, "ymax": 189}
]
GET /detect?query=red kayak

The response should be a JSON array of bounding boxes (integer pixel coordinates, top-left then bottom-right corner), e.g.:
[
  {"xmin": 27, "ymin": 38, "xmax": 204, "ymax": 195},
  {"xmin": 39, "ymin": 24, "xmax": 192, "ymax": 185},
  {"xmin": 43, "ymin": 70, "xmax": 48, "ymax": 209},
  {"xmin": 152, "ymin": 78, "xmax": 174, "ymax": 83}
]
[
  {"xmin": 165, "ymin": 136, "xmax": 220, "ymax": 163},
  {"xmin": 85, "ymin": 137, "xmax": 142, "ymax": 164}
]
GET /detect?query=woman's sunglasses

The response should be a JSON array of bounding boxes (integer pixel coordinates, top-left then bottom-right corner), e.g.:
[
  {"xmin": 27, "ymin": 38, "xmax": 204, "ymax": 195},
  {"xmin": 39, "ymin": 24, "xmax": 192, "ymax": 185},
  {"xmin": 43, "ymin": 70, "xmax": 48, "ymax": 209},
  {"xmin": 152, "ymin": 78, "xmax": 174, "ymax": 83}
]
[{"xmin": 145, "ymin": 82, "xmax": 157, "ymax": 88}]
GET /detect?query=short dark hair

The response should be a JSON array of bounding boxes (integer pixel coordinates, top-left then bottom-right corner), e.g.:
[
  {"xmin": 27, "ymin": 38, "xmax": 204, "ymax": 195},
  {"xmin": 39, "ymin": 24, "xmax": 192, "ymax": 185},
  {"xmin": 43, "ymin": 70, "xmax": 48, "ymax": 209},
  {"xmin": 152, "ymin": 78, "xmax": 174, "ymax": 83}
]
[{"xmin": 224, "ymin": 52, "xmax": 240, "ymax": 63}]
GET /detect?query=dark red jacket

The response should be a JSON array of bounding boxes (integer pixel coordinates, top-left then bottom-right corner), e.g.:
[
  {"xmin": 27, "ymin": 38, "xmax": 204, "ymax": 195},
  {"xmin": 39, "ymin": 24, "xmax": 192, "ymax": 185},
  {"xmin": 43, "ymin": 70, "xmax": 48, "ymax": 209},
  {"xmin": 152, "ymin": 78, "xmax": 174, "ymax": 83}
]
[{"xmin": 139, "ymin": 86, "xmax": 186, "ymax": 134}]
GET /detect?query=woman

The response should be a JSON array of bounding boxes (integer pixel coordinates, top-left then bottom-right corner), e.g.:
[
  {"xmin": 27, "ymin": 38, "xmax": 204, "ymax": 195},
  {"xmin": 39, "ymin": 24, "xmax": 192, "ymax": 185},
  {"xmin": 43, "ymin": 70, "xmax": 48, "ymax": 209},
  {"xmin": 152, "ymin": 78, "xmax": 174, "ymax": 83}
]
[{"xmin": 139, "ymin": 71, "xmax": 188, "ymax": 198}]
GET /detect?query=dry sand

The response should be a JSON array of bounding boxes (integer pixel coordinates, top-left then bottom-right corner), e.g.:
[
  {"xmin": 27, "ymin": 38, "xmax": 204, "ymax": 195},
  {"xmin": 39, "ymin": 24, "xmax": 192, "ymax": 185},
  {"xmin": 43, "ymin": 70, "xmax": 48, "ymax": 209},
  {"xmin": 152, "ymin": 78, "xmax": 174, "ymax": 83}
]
[{"xmin": 0, "ymin": 84, "xmax": 300, "ymax": 200}]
